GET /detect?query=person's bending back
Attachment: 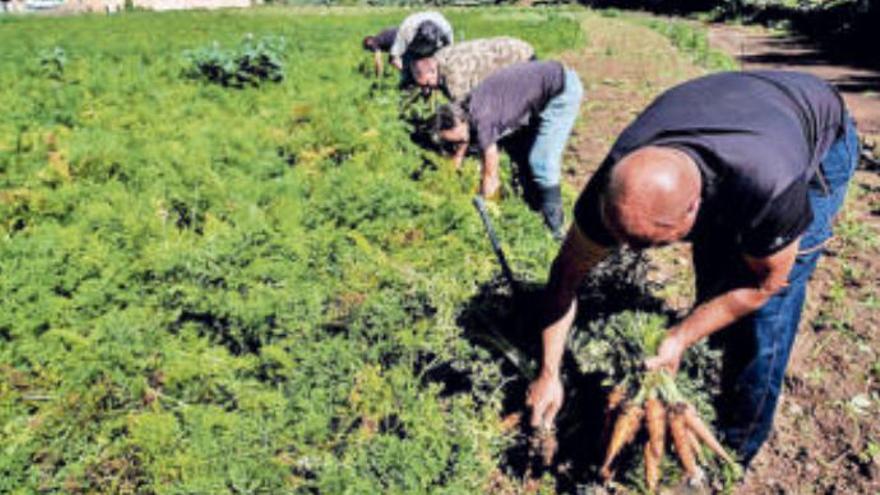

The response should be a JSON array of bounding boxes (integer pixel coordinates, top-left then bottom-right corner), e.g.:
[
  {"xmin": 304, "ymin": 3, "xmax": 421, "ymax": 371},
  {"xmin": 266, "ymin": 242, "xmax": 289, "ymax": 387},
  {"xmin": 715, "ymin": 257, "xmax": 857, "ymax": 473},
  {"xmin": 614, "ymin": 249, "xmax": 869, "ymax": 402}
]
[
  {"xmin": 434, "ymin": 60, "xmax": 584, "ymax": 238},
  {"xmin": 411, "ymin": 36, "xmax": 535, "ymax": 101},
  {"xmin": 362, "ymin": 27, "xmax": 398, "ymax": 77},
  {"xmin": 389, "ymin": 11, "xmax": 453, "ymax": 73}
]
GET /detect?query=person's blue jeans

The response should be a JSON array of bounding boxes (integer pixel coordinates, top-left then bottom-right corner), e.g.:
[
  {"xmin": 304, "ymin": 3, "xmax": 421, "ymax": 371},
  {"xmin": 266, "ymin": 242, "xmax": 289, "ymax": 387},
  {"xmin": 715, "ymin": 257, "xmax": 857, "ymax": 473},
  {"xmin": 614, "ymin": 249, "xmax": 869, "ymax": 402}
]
[
  {"xmin": 693, "ymin": 117, "xmax": 860, "ymax": 465},
  {"xmin": 528, "ymin": 68, "xmax": 584, "ymax": 188}
]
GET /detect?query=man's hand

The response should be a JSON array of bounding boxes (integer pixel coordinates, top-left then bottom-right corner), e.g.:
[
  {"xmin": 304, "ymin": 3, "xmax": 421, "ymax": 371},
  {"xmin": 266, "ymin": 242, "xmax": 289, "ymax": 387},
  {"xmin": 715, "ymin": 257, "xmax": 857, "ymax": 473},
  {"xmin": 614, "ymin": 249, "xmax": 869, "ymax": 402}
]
[
  {"xmin": 644, "ymin": 330, "xmax": 687, "ymax": 374},
  {"xmin": 526, "ymin": 371, "xmax": 564, "ymax": 429},
  {"xmin": 645, "ymin": 238, "xmax": 801, "ymax": 374},
  {"xmin": 451, "ymin": 142, "xmax": 468, "ymax": 171},
  {"xmin": 480, "ymin": 174, "xmax": 501, "ymax": 200}
]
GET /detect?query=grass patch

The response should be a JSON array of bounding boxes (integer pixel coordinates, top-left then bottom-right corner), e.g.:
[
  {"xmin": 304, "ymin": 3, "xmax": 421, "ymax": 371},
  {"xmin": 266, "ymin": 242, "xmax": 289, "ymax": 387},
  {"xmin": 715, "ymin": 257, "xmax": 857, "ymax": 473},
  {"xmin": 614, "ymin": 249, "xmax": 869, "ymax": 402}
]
[{"xmin": 639, "ymin": 16, "xmax": 738, "ymax": 71}]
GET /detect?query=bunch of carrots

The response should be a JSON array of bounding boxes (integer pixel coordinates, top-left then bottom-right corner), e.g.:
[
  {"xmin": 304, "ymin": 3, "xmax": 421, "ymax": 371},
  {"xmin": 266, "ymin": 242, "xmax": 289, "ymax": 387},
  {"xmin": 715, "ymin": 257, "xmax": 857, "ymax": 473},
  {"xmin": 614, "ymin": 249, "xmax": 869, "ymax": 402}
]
[{"xmin": 600, "ymin": 371, "xmax": 739, "ymax": 492}]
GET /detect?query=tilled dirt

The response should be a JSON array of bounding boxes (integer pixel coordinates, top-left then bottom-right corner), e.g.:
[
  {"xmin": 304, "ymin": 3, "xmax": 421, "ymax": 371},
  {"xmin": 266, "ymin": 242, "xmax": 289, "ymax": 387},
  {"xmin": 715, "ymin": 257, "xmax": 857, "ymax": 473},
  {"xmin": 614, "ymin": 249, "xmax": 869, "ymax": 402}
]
[
  {"xmin": 733, "ymin": 171, "xmax": 880, "ymax": 495},
  {"xmin": 708, "ymin": 24, "xmax": 880, "ymax": 139},
  {"xmin": 560, "ymin": 13, "xmax": 706, "ymax": 190}
]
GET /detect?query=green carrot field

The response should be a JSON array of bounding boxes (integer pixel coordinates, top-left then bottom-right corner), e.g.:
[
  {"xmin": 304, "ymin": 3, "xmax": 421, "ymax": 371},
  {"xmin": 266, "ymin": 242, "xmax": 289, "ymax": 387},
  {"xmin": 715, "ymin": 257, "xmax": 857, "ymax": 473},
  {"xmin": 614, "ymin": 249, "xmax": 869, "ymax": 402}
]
[
  {"xmin": 7, "ymin": 4, "xmax": 879, "ymax": 494},
  {"xmin": 0, "ymin": 7, "xmax": 586, "ymax": 493}
]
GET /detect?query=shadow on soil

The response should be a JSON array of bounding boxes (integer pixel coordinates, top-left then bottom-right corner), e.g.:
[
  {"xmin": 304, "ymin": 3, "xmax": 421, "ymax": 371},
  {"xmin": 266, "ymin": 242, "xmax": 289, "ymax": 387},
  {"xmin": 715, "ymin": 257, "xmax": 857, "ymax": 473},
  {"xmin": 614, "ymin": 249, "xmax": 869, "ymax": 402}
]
[
  {"xmin": 582, "ymin": 0, "xmax": 880, "ymax": 73},
  {"xmin": 454, "ymin": 250, "xmax": 674, "ymax": 491}
]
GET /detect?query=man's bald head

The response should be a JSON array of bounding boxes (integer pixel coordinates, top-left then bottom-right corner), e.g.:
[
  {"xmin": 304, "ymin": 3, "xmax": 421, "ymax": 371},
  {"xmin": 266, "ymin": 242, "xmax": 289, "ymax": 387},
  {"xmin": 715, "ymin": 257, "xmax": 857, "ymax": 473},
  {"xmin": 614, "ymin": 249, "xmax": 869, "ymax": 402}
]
[{"xmin": 602, "ymin": 146, "xmax": 702, "ymax": 248}]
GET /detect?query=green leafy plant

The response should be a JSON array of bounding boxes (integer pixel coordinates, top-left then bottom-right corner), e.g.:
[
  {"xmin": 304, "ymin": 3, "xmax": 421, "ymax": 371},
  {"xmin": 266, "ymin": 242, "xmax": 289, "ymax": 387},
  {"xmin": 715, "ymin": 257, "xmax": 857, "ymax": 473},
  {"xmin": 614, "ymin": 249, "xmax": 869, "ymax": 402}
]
[
  {"xmin": 184, "ymin": 34, "xmax": 287, "ymax": 88},
  {"xmin": 641, "ymin": 18, "xmax": 738, "ymax": 71},
  {"xmin": 36, "ymin": 46, "xmax": 67, "ymax": 80},
  {"xmin": 570, "ymin": 311, "xmax": 739, "ymax": 493},
  {"xmin": 0, "ymin": 8, "xmax": 585, "ymax": 494}
]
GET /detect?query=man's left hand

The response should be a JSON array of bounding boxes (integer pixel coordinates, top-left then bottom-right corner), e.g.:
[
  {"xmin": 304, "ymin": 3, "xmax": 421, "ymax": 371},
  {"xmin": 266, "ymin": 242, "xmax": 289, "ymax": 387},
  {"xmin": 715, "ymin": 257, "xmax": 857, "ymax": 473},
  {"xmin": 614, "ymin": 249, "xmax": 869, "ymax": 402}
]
[{"xmin": 645, "ymin": 330, "xmax": 686, "ymax": 374}]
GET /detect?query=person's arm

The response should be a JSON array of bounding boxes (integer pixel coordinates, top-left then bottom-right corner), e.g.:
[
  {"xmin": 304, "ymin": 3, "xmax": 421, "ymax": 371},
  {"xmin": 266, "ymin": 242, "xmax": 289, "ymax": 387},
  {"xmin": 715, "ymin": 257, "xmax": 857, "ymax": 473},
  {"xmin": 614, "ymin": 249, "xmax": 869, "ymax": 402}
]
[
  {"xmin": 479, "ymin": 143, "xmax": 501, "ymax": 198},
  {"xmin": 373, "ymin": 50, "xmax": 383, "ymax": 77},
  {"xmin": 451, "ymin": 141, "xmax": 468, "ymax": 170},
  {"xmin": 389, "ymin": 26, "xmax": 407, "ymax": 69},
  {"xmin": 437, "ymin": 15, "xmax": 453, "ymax": 46},
  {"xmin": 526, "ymin": 224, "xmax": 612, "ymax": 428},
  {"xmin": 646, "ymin": 238, "xmax": 800, "ymax": 373}
]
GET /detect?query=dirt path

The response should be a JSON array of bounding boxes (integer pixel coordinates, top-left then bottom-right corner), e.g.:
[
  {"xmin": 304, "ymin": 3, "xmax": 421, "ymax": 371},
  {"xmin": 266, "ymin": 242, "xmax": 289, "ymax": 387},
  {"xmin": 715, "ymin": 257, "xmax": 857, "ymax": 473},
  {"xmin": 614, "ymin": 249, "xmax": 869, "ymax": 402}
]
[
  {"xmin": 708, "ymin": 24, "xmax": 880, "ymax": 139},
  {"xmin": 560, "ymin": 13, "xmax": 706, "ymax": 189}
]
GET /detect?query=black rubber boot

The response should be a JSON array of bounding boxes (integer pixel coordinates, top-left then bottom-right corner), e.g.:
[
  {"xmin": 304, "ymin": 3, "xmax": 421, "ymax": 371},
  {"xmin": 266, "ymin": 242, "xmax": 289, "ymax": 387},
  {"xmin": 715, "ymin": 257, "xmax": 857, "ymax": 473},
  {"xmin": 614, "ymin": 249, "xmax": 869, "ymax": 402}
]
[{"xmin": 538, "ymin": 184, "xmax": 564, "ymax": 241}]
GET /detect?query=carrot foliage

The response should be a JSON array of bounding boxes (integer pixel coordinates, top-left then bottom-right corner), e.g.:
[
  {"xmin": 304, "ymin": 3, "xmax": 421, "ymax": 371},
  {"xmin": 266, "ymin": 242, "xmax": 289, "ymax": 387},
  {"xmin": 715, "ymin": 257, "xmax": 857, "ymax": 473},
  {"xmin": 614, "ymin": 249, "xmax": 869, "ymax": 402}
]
[
  {"xmin": 0, "ymin": 7, "xmax": 584, "ymax": 494},
  {"xmin": 570, "ymin": 311, "xmax": 741, "ymax": 493}
]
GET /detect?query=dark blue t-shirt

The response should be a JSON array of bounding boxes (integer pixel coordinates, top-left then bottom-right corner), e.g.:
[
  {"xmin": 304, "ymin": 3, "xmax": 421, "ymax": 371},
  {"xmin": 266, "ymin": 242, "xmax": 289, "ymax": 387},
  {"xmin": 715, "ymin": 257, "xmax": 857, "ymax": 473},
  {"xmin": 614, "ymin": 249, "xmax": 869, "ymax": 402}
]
[
  {"xmin": 366, "ymin": 28, "xmax": 398, "ymax": 52},
  {"xmin": 574, "ymin": 70, "xmax": 847, "ymax": 257},
  {"xmin": 466, "ymin": 61, "xmax": 566, "ymax": 152}
]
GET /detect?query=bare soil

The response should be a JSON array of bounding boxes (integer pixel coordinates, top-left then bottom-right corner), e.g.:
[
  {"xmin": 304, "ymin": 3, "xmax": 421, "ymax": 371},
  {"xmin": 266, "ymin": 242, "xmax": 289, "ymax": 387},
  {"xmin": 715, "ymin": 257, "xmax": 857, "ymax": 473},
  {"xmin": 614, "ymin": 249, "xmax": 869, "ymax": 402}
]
[
  {"xmin": 708, "ymin": 24, "xmax": 880, "ymax": 140},
  {"xmin": 560, "ymin": 14, "xmax": 706, "ymax": 190}
]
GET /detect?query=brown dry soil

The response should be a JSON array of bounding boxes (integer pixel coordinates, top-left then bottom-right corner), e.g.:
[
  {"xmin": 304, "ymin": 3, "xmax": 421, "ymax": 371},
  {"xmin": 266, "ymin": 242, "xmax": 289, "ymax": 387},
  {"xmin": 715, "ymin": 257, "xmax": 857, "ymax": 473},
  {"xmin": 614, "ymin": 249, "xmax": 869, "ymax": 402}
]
[
  {"xmin": 708, "ymin": 24, "xmax": 880, "ymax": 138},
  {"xmin": 541, "ymin": 11, "xmax": 880, "ymax": 495}
]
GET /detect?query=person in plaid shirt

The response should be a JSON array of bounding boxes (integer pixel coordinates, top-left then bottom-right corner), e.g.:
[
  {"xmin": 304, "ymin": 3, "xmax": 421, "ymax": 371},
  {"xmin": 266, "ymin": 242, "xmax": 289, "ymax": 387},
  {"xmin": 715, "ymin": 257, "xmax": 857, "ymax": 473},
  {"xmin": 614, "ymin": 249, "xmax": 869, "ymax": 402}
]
[{"xmin": 411, "ymin": 36, "xmax": 535, "ymax": 101}]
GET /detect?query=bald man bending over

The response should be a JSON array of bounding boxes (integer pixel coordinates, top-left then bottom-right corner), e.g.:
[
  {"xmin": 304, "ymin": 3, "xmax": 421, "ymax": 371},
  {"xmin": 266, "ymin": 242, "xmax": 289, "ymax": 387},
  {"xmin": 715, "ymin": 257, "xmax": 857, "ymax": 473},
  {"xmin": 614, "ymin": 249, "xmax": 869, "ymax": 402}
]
[{"xmin": 526, "ymin": 70, "xmax": 859, "ymax": 466}]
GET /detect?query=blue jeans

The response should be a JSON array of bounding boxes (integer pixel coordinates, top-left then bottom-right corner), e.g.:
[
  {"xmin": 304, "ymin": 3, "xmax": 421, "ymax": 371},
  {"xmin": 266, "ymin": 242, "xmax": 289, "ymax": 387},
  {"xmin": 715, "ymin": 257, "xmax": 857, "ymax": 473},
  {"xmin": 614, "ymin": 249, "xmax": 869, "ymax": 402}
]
[
  {"xmin": 528, "ymin": 69, "xmax": 583, "ymax": 188},
  {"xmin": 694, "ymin": 118, "xmax": 859, "ymax": 464}
]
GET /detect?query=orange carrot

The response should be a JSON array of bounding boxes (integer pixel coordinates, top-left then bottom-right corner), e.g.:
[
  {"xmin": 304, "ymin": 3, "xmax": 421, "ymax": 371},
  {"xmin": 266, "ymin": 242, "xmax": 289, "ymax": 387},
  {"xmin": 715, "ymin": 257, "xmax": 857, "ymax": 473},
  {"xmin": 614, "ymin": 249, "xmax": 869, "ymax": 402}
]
[
  {"xmin": 643, "ymin": 441, "xmax": 660, "ymax": 493},
  {"xmin": 682, "ymin": 403, "xmax": 737, "ymax": 466},
  {"xmin": 644, "ymin": 396, "xmax": 666, "ymax": 459},
  {"xmin": 687, "ymin": 428, "xmax": 706, "ymax": 465},
  {"xmin": 606, "ymin": 385, "xmax": 627, "ymax": 413},
  {"xmin": 500, "ymin": 412, "xmax": 522, "ymax": 433},
  {"xmin": 668, "ymin": 404, "xmax": 699, "ymax": 479},
  {"xmin": 600, "ymin": 403, "xmax": 643, "ymax": 481},
  {"xmin": 600, "ymin": 385, "xmax": 628, "ymax": 449}
]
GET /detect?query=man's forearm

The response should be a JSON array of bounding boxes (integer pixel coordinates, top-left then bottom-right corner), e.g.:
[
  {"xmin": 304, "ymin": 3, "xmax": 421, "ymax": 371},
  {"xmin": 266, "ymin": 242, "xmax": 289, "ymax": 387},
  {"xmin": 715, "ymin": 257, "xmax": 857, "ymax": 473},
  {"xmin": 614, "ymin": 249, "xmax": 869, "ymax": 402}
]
[
  {"xmin": 672, "ymin": 286, "xmax": 772, "ymax": 348},
  {"xmin": 539, "ymin": 300, "xmax": 576, "ymax": 377},
  {"xmin": 453, "ymin": 142, "xmax": 468, "ymax": 166},
  {"xmin": 672, "ymin": 240, "xmax": 798, "ymax": 349},
  {"xmin": 480, "ymin": 145, "xmax": 500, "ymax": 196},
  {"xmin": 374, "ymin": 51, "xmax": 383, "ymax": 76},
  {"xmin": 539, "ymin": 226, "xmax": 611, "ymax": 374},
  {"xmin": 389, "ymin": 39, "xmax": 404, "ymax": 64}
]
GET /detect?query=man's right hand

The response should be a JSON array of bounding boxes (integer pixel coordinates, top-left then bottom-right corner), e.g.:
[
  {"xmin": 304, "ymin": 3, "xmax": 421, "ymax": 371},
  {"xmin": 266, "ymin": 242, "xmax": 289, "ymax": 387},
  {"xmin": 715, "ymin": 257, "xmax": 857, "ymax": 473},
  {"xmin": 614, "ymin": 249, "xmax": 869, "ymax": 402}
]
[
  {"xmin": 480, "ymin": 177, "xmax": 501, "ymax": 201},
  {"xmin": 525, "ymin": 371, "xmax": 564, "ymax": 429}
]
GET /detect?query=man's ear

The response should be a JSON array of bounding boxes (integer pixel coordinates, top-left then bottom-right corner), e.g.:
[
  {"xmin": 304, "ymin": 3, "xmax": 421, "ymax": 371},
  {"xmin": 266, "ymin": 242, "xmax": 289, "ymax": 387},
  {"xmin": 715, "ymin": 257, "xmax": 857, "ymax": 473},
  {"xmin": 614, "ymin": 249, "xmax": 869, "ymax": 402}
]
[{"xmin": 686, "ymin": 196, "xmax": 700, "ymax": 217}]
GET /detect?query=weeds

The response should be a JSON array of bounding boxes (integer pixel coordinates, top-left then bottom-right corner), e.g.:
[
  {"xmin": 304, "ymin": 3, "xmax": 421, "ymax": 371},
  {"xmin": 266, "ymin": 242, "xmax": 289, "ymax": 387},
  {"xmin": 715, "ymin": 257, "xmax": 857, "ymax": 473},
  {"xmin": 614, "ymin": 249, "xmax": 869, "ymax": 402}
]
[{"xmin": 641, "ymin": 18, "xmax": 738, "ymax": 71}]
